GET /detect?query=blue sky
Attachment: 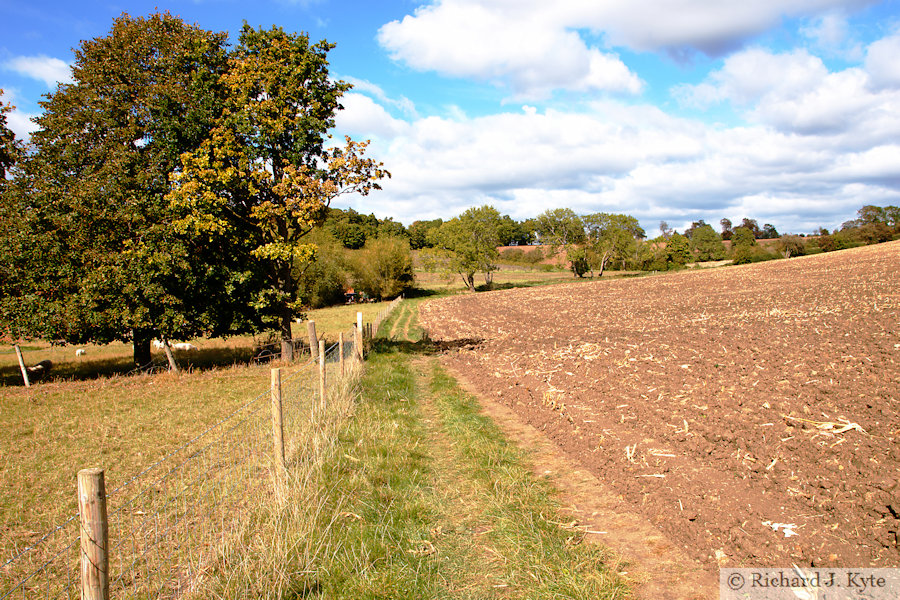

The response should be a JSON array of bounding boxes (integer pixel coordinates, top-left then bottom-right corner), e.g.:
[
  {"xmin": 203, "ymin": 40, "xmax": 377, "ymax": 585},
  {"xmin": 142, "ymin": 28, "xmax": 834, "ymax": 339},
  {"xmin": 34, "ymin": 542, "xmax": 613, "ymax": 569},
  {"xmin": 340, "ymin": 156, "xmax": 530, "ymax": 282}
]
[{"xmin": 2, "ymin": 0, "xmax": 900, "ymax": 234}]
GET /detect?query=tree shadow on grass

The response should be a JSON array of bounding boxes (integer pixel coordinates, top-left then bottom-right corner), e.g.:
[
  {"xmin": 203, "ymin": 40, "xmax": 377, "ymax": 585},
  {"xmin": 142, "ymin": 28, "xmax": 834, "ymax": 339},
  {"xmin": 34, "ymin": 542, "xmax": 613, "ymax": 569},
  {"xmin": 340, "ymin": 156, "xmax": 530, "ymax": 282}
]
[
  {"xmin": 0, "ymin": 345, "xmax": 264, "ymax": 387},
  {"xmin": 369, "ymin": 335, "xmax": 483, "ymax": 358}
]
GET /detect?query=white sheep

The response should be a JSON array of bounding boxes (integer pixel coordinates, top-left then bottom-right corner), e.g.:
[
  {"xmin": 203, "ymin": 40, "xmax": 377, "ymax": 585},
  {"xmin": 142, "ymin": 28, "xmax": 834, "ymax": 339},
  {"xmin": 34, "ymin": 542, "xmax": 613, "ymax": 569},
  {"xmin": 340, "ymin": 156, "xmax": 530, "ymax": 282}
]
[
  {"xmin": 171, "ymin": 342, "xmax": 197, "ymax": 351},
  {"xmin": 152, "ymin": 339, "xmax": 166, "ymax": 350},
  {"xmin": 75, "ymin": 348, "xmax": 86, "ymax": 356}
]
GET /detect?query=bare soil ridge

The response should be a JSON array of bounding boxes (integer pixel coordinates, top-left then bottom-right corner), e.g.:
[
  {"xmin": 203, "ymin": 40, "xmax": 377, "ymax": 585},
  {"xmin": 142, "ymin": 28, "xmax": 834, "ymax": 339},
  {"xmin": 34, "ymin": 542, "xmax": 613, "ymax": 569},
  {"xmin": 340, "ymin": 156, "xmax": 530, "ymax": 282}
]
[{"xmin": 420, "ymin": 241, "xmax": 900, "ymax": 571}]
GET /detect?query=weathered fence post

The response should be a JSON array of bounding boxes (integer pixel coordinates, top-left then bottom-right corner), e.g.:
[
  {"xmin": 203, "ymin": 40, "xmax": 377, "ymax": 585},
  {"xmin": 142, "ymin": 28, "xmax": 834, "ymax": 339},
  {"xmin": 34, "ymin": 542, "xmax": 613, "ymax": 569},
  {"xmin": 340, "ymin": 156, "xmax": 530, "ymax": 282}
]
[
  {"xmin": 356, "ymin": 312, "xmax": 364, "ymax": 362},
  {"xmin": 307, "ymin": 320, "xmax": 318, "ymax": 362},
  {"xmin": 77, "ymin": 468, "xmax": 109, "ymax": 600},
  {"xmin": 318, "ymin": 340, "xmax": 326, "ymax": 411},
  {"xmin": 338, "ymin": 332, "xmax": 345, "ymax": 377},
  {"xmin": 14, "ymin": 344, "xmax": 30, "ymax": 388},
  {"xmin": 271, "ymin": 368, "xmax": 285, "ymax": 470},
  {"xmin": 161, "ymin": 338, "xmax": 180, "ymax": 373}
]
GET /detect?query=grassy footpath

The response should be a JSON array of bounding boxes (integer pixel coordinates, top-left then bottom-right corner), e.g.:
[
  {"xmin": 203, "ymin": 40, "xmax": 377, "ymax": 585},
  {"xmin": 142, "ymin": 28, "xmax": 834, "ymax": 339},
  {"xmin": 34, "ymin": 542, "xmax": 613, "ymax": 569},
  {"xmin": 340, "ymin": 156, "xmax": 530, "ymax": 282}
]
[{"xmin": 302, "ymin": 299, "xmax": 632, "ymax": 599}]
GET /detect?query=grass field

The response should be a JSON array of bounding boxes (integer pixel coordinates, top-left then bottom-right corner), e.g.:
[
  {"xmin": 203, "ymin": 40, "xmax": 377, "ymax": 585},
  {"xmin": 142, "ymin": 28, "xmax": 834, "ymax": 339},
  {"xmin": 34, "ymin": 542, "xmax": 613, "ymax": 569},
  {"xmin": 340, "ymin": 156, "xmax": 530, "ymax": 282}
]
[
  {"xmin": 299, "ymin": 299, "xmax": 631, "ymax": 598},
  {"xmin": 0, "ymin": 266, "xmax": 584, "ymax": 387},
  {"xmin": 1, "ymin": 271, "xmax": 633, "ymax": 597}
]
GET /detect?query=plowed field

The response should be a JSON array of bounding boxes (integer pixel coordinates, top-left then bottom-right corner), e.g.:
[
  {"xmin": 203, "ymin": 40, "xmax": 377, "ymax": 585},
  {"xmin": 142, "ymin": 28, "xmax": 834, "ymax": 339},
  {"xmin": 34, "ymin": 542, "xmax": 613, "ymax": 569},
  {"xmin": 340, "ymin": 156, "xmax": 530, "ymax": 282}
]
[{"xmin": 420, "ymin": 241, "xmax": 900, "ymax": 570}]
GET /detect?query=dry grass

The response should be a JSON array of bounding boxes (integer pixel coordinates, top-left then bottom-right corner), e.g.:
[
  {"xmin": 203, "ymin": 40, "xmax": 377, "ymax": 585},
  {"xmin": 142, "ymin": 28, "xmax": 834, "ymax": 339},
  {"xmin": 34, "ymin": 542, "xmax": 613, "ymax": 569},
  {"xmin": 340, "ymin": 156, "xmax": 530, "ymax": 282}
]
[
  {"xmin": 0, "ymin": 301, "xmax": 387, "ymax": 386},
  {"xmin": 1, "ymin": 339, "xmax": 365, "ymax": 598}
]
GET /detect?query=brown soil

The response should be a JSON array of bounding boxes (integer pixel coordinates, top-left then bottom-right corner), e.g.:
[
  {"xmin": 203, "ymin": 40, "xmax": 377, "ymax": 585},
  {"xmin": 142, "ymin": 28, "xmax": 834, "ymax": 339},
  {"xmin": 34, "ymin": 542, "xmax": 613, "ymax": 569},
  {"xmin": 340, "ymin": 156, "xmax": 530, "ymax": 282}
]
[
  {"xmin": 448, "ymin": 366, "xmax": 719, "ymax": 599},
  {"xmin": 419, "ymin": 241, "xmax": 900, "ymax": 574}
]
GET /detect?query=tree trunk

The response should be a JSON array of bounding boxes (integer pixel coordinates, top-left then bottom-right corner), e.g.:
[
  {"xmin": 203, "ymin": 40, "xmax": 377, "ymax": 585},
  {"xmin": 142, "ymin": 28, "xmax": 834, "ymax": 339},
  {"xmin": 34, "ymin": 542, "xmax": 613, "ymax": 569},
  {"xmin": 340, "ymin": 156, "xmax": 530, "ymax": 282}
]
[
  {"xmin": 597, "ymin": 252, "xmax": 611, "ymax": 278},
  {"xmin": 460, "ymin": 271, "xmax": 476, "ymax": 292},
  {"xmin": 133, "ymin": 330, "xmax": 152, "ymax": 368},
  {"xmin": 280, "ymin": 309, "xmax": 294, "ymax": 362}
]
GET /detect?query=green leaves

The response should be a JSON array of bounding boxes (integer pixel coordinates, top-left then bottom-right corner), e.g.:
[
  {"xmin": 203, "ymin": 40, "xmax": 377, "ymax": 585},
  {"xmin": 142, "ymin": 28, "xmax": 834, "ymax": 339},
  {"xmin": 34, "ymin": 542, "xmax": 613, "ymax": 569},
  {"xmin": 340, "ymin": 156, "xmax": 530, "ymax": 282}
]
[{"xmin": 1, "ymin": 15, "xmax": 389, "ymax": 361}]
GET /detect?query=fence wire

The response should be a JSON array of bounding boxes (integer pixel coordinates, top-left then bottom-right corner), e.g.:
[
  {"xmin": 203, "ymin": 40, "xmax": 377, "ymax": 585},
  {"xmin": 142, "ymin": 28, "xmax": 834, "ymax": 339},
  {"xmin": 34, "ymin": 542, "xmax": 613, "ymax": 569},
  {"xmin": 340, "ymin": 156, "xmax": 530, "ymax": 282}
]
[{"xmin": 1, "ymin": 297, "xmax": 403, "ymax": 599}]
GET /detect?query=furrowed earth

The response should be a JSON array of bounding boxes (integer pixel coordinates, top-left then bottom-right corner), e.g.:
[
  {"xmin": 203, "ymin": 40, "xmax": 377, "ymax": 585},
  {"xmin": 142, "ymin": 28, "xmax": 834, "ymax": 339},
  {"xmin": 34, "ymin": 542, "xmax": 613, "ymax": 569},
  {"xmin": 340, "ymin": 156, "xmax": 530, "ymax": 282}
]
[{"xmin": 419, "ymin": 241, "xmax": 900, "ymax": 572}]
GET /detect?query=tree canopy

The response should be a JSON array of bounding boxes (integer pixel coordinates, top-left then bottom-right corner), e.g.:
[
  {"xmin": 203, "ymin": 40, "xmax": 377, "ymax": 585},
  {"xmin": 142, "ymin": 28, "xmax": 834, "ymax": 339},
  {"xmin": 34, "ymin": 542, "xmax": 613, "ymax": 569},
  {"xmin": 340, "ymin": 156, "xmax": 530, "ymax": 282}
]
[
  {"xmin": 430, "ymin": 205, "xmax": 502, "ymax": 291},
  {"xmin": 1, "ymin": 14, "xmax": 388, "ymax": 365},
  {"xmin": 582, "ymin": 212, "xmax": 645, "ymax": 276},
  {"xmin": 2, "ymin": 13, "xmax": 235, "ymax": 366},
  {"xmin": 168, "ymin": 23, "xmax": 388, "ymax": 359}
]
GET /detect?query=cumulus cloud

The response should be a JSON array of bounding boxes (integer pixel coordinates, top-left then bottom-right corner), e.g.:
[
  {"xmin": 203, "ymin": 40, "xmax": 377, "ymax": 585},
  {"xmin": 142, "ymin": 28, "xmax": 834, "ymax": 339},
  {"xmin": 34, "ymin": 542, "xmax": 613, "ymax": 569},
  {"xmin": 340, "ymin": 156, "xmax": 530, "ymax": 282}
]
[
  {"xmin": 376, "ymin": 0, "xmax": 876, "ymax": 101},
  {"xmin": 571, "ymin": 0, "xmax": 874, "ymax": 56},
  {"xmin": 341, "ymin": 76, "xmax": 418, "ymax": 117},
  {"xmin": 800, "ymin": 11, "xmax": 864, "ymax": 58},
  {"xmin": 334, "ymin": 92, "xmax": 411, "ymax": 140},
  {"xmin": 377, "ymin": 1, "xmax": 642, "ymax": 99},
  {"xmin": 334, "ymin": 88, "xmax": 899, "ymax": 233},
  {"xmin": 3, "ymin": 55, "xmax": 72, "ymax": 87},
  {"xmin": 674, "ymin": 40, "xmax": 900, "ymax": 143},
  {"xmin": 864, "ymin": 32, "xmax": 900, "ymax": 89}
]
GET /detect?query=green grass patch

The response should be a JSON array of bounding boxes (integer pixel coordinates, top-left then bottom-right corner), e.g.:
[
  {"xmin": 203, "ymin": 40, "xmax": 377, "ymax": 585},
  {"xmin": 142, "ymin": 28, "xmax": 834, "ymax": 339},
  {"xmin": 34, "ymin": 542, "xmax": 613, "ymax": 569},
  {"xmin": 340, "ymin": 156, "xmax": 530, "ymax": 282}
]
[{"xmin": 305, "ymin": 301, "xmax": 631, "ymax": 599}]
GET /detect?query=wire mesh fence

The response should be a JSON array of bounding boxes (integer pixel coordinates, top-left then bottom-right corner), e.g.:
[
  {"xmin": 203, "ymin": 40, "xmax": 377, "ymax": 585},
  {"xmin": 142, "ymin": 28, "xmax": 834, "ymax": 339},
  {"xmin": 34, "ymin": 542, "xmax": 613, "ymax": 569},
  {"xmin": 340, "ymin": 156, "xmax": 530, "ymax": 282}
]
[{"xmin": 1, "ymin": 298, "xmax": 403, "ymax": 599}]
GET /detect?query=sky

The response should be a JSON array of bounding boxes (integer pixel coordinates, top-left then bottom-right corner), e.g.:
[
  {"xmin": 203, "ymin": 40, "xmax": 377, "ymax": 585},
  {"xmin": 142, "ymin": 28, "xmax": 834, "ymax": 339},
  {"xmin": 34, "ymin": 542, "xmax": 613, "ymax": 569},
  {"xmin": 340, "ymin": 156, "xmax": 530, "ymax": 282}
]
[{"xmin": 2, "ymin": 0, "xmax": 900, "ymax": 234}]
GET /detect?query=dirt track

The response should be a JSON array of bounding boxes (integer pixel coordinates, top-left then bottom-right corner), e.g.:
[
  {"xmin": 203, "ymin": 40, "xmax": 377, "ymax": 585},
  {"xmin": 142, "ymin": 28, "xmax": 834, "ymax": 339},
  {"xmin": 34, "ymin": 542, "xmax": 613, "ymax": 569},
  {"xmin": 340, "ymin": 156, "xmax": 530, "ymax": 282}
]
[{"xmin": 420, "ymin": 241, "xmax": 900, "ymax": 571}]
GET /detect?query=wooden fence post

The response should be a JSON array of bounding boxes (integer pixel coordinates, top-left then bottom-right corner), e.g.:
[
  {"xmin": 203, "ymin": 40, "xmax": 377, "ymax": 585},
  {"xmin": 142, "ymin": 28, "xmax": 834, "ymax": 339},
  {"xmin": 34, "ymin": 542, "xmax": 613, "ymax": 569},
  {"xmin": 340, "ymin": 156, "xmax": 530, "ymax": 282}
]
[
  {"xmin": 14, "ymin": 344, "xmax": 30, "ymax": 388},
  {"xmin": 318, "ymin": 340, "xmax": 326, "ymax": 411},
  {"xmin": 160, "ymin": 338, "xmax": 180, "ymax": 373},
  {"xmin": 356, "ymin": 312, "xmax": 364, "ymax": 362},
  {"xmin": 271, "ymin": 368, "xmax": 285, "ymax": 470},
  {"xmin": 307, "ymin": 321, "xmax": 318, "ymax": 362},
  {"xmin": 338, "ymin": 332, "xmax": 345, "ymax": 377},
  {"xmin": 77, "ymin": 468, "xmax": 109, "ymax": 600}
]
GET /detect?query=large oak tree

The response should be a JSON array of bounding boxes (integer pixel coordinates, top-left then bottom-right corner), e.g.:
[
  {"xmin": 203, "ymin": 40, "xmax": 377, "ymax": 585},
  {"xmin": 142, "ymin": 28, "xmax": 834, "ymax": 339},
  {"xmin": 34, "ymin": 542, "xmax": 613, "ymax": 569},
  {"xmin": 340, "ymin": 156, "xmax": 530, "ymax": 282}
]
[
  {"xmin": 2, "ymin": 14, "xmax": 256, "ymax": 367},
  {"xmin": 168, "ymin": 24, "xmax": 388, "ymax": 360}
]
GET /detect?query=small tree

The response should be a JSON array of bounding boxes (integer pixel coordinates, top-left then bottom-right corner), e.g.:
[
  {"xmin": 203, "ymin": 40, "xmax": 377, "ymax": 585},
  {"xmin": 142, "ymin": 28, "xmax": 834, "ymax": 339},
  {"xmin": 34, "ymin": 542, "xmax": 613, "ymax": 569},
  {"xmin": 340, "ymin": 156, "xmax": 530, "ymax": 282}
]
[
  {"xmin": 731, "ymin": 226, "xmax": 759, "ymax": 264},
  {"xmin": 665, "ymin": 232, "xmax": 692, "ymax": 268},
  {"xmin": 690, "ymin": 224, "xmax": 726, "ymax": 261},
  {"xmin": 740, "ymin": 218, "xmax": 762, "ymax": 238},
  {"xmin": 350, "ymin": 236, "xmax": 414, "ymax": 300},
  {"xmin": 720, "ymin": 218, "xmax": 733, "ymax": 241},
  {"xmin": 566, "ymin": 246, "xmax": 590, "ymax": 277},
  {"xmin": 777, "ymin": 234, "xmax": 806, "ymax": 258},
  {"xmin": 294, "ymin": 229, "xmax": 348, "ymax": 309},
  {"xmin": 762, "ymin": 223, "xmax": 779, "ymax": 239},
  {"xmin": 430, "ymin": 205, "xmax": 501, "ymax": 291},
  {"xmin": 583, "ymin": 212, "xmax": 645, "ymax": 276}
]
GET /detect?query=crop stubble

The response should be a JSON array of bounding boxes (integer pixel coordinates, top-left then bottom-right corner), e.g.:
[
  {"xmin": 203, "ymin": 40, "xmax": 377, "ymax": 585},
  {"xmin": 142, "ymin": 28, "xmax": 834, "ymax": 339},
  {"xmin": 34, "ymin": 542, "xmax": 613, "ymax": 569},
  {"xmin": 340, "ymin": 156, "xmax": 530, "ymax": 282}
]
[{"xmin": 419, "ymin": 241, "xmax": 900, "ymax": 569}]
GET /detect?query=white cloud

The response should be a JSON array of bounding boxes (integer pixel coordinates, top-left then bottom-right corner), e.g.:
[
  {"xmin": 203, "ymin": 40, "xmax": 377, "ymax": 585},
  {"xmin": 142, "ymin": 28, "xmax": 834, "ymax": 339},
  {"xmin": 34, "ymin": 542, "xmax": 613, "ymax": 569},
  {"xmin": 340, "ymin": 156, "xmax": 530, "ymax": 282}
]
[
  {"xmin": 674, "ymin": 40, "xmax": 900, "ymax": 142},
  {"xmin": 377, "ymin": 1, "xmax": 643, "ymax": 99},
  {"xmin": 341, "ymin": 76, "xmax": 418, "ymax": 117},
  {"xmin": 6, "ymin": 109, "xmax": 38, "ymax": 139},
  {"xmin": 334, "ymin": 92, "xmax": 411, "ymax": 140},
  {"xmin": 0, "ymin": 88, "xmax": 38, "ymax": 139},
  {"xmin": 864, "ymin": 32, "xmax": 900, "ymax": 89},
  {"xmin": 3, "ymin": 55, "xmax": 72, "ymax": 87},
  {"xmin": 376, "ymin": 0, "xmax": 877, "ymax": 101},
  {"xmin": 334, "ymin": 90, "xmax": 899, "ymax": 233}
]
